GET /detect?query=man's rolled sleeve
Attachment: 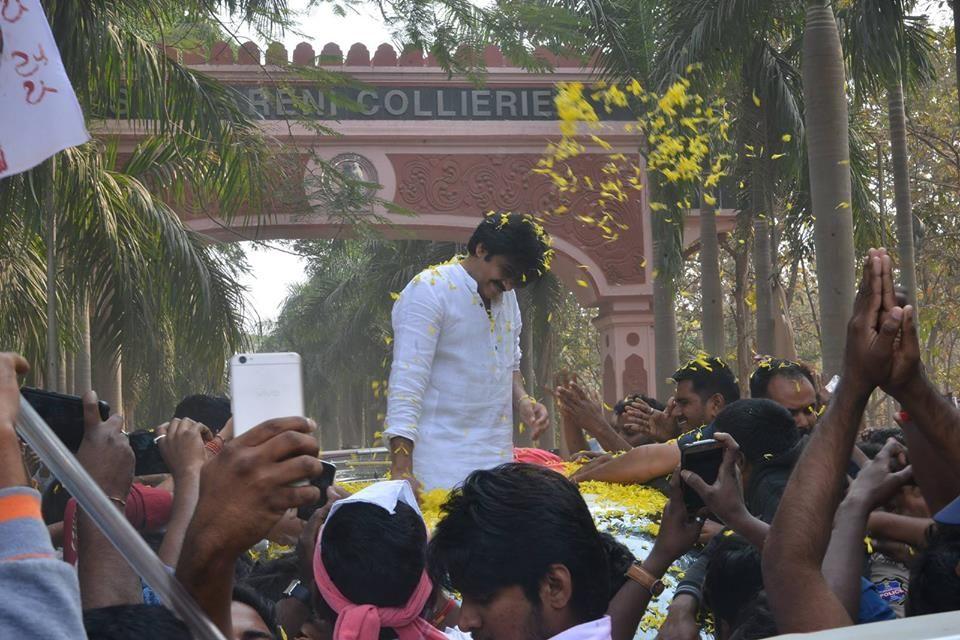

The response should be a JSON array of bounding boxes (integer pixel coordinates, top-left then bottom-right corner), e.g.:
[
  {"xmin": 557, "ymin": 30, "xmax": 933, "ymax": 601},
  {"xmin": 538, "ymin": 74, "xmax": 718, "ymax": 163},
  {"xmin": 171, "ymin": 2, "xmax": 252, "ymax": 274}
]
[{"xmin": 383, "ymin": 280, "xmax": 444, "ymax": 445}]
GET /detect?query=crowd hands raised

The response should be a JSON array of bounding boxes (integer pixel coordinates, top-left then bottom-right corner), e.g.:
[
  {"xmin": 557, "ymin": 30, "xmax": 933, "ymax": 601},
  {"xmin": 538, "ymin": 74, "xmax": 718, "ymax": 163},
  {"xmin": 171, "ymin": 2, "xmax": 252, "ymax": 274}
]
[{"xmin": 0, "ymin": 246, "xmax": 959, "ymax": 640}]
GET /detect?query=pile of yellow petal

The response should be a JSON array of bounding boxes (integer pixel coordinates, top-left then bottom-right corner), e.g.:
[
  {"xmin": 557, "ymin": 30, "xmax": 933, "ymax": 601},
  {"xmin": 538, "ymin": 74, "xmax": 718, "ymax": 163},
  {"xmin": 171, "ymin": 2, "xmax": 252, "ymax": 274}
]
[{"xmin": 341, "ymin": 476, "xmax": 668, "ymax": 534}]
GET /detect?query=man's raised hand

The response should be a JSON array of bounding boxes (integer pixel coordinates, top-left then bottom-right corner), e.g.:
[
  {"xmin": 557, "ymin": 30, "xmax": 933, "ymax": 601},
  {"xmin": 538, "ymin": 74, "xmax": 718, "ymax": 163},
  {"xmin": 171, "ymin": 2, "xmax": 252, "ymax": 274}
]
[{"xmin": 843, "ymin": 249, "xmax": 907, "ymax": 397}]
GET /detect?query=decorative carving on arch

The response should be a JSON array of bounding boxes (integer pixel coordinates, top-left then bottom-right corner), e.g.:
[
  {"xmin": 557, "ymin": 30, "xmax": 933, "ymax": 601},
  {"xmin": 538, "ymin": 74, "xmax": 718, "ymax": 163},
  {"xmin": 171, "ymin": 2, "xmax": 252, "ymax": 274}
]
[
  {"xmin": 623, "ymin": 354, "xmax": 648, "ymax": 397},
  {"xmin": 389, "ymin": 153, "xmax": 646, "ymax": 286}
]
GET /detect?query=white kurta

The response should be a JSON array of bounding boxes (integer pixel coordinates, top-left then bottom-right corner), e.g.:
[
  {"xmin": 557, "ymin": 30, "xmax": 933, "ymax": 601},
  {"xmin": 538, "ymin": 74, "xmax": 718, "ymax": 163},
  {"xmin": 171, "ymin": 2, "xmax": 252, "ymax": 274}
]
[{"xmin": 383, "ymin": 261, "xmax": 521, "ymax": 490}]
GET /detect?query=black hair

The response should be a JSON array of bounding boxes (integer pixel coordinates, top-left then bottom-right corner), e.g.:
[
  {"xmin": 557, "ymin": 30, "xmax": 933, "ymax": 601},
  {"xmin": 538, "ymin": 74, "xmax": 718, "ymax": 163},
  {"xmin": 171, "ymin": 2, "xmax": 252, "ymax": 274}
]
[
  {"xmin": 614, "ymin": 394, "xmax": 665, "ymax": 416},
  {"xmin": 712, "ymin": 399, "xmax": 801, "ymax": 467},
  {"xmin": 749, "ymin": 359, "xmax": 816, "ymax": 400},
  {"xmin": 673, "ymin": 356, "xmax": 740, "ymax": 405},
  {"xmin": 173, "ymin": 394, "xmax": 231, "ymax": 434},
  {"xmin": 84, "ymin": 605, "xmax": 191, "ymax": 640},
  {"xmin": 466, "ymin": 213, "xmax": 553, "ymax": 286},
  {"xmin": 321, "ymin": 501, "xmax": 427, "ymax": 608},
  {"xmin": 243, "ymin": 553, "xmax": 302, "ymax": 603},
  {"xmin": 428, "ymin": 463, "xmax": 609, "ymax": 623},
  {"xmin": 599, "ymin": 531, "xmax": 636, "ymax": 597},
  {"xmin": 704, "ymin": 535, "xmax": 764, "ymax": 628},
  {"xmin": 727, "ymin": 592, "xmax": 778, "ymax": 640},
  {"xmin": 857, "ymin": 427, "xmax": 906, "ymax": 459},
  {"xmin": 233, "ymin": 582, "xmax": 278, "ymax": 638},
  {"xmin": 906, "ymin": 524, "xmax": 960, "ymax": 617}
]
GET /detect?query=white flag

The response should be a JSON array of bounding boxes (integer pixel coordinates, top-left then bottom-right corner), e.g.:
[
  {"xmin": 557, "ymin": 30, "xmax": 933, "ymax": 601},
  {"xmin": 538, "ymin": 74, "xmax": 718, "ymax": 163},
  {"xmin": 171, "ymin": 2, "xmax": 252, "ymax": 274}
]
[{"xmin": 0, "ymin": 0, "xmax": 89, "ymax": 178}]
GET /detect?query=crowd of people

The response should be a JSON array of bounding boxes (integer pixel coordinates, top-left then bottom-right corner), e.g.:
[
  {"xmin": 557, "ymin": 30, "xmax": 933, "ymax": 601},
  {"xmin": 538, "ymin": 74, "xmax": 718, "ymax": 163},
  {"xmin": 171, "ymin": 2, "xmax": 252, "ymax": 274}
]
[{"xmin": 2, "ymin": 230, "xmax": 960, "ymax": 639}]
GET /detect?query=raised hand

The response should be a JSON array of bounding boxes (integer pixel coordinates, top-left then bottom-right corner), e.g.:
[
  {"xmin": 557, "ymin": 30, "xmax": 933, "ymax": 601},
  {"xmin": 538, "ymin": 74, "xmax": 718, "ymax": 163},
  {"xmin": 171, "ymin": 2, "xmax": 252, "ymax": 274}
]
[
  {"xmin": 185, "ymin": 416, "xmax": 324, "ymax": 558},
  {"xmin": 77, "ymin": 391, "xmax": 134, "ymax": 501},
  {"xmin": 846, "ymin": 438, "xmax": 913, "ymax": 511},
  {"xmin": 622, "ymin": 397, "xmax": 678, "ymax": 442},
  {"xmin": 680, "ymin": 432, "xmax": 747, "ymax": 526},
  {"xmin": 156, "ymin": 418, "xmax": 211, "ymax": 479},
  {"xmin": 842, "ymin": 249, "xmax": 907, "ymax": 397}
]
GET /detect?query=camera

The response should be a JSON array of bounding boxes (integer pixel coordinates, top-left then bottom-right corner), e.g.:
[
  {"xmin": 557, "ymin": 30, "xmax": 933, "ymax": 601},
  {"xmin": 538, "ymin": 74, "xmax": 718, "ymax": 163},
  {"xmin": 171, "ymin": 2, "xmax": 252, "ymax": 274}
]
[{"xmin": 238, "ymin": 355, "xmax": 247, "ymax": 364}]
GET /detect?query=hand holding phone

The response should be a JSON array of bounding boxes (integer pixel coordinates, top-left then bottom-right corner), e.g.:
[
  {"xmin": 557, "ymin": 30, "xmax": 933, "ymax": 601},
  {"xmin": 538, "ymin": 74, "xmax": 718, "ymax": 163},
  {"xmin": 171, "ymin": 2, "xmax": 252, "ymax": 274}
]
[
  {"xmin": 20, "ymin": 387, "xmax": 110, "ymax": 452},
  {"xmin": 680, "ymin": 433, "xmax": 755, "ymax": 532},
  {"xmin": 297, "ymin": 461, "xmax": 337, "ymax": 521},
  {"xmin": 679, "ymin": 438, "xmax": 725, "ymax": 516}
]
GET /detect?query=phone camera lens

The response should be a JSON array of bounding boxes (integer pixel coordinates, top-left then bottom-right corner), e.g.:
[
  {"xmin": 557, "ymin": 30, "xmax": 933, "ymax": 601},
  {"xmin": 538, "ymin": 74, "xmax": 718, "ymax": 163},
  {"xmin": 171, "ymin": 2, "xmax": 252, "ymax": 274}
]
[{"xmin": 238, "ymin": 356, "xmax": 247, "ymax": 364}]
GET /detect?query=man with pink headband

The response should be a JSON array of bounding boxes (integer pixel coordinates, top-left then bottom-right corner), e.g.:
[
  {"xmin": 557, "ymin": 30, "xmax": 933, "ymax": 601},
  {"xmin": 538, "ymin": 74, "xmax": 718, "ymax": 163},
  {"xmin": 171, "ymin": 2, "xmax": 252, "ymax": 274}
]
[{"xmin": 311, "ymin": 480, "xmax": 456, "ymax": 640}]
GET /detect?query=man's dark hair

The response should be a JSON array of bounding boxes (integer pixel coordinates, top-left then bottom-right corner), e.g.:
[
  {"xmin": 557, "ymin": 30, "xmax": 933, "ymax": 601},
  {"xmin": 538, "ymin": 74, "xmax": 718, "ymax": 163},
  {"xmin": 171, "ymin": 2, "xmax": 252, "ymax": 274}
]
[
  {"xmin": 242, "ymin": 553, "xmax": 301, "ymax": 603},
  {"xmin": 599, "ymin": 531, "xmax": 636, "ymax": 597},
  {"xmin": 173, "ymin": 394, "xmax": 231, "ymax": 434},
  {"xmin": 857, "ymin": 427, "xmax": 906, "ymax": 460},
  {"xmin": 728, "ymin": 592, "xmax": 778, "ymax": 640},
  {"xmin": 83, "ymin": 605, "xmax": 191, "ymax": 640},
  {"xmin": 906, "ymin": 524, "xmax": 960, "ymax": 616},
  {"xmin": 614, "ymin": 394, "xmax": 665, "ymax": 416},
  {"xmin": 713, "ymin": 399, "xmax": 800, "ymax": 467},
  {"xmin": 233, "ymin": 582, "xmax": 278, "ymax": 638},
  {"xmin": 749, "ymin": 359, "xmax": 816, "ymax": 399},
  {"xmin": 428, "ymin": 463, "xmax": 609, "ymax": 623},
  {"xmin": 321, "ymin": 501, "xmax": 427, "ymax": 608},
  {"xmin": 704, "ymin": 535, "xmax": 764, "ymax": 628},
  {"xmin": 673, "ymin": 356, "xmax": 740, "ymax": 405},
  {"xmin": 467, "ymin": 213, "xmax": 552, "ymax": 286}
]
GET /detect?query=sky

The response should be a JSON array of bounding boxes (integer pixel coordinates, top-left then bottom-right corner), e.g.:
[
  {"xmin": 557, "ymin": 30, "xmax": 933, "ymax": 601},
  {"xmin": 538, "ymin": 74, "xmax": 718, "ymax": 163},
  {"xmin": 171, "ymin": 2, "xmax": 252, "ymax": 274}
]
[
  {"xmin": 232, "ymin": 0, "xmax": 955, "ymax": 324},
  {"xmin": 228, "ymin": 0, "xmax": 391, "ymax": 327},
  {"xmin": 229, "ymin": 1, "xmax": 393, "ymax": 325}
]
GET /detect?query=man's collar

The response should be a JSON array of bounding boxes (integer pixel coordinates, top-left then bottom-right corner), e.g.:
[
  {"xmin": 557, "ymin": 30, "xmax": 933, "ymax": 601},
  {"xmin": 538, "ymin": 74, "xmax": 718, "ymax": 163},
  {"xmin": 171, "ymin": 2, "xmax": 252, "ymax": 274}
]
[{"xmin": 547, "ymin": 616, "xmax": 612, "ymax": 640}]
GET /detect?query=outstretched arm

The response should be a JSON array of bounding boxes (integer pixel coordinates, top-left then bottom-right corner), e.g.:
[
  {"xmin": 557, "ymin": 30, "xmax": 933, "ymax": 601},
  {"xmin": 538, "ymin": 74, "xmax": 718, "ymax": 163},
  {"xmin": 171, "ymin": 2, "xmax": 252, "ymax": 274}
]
[{"xmin": 571, "ymin": 442, "xmax": 680, "ymax": 484}]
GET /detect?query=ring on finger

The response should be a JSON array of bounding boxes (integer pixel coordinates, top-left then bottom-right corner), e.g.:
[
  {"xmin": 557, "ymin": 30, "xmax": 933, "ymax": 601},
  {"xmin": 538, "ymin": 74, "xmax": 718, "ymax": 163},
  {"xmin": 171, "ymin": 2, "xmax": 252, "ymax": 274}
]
[{"xmin": 153, "ymin": 434, "xmax": 168, "ymax": 444}]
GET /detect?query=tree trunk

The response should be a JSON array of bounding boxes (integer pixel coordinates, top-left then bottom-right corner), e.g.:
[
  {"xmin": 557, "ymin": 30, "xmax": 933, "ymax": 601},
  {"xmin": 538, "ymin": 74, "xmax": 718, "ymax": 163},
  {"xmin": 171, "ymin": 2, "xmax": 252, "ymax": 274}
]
[
  {"xmin": 952, "ymin": 1, "xmax": 960, "ymax": 122},
  {"xmin": 803, "ymin": 0, "xmax": 856, "ymax": 379},
  {"xmin": 887, "ymin": 78, "xmax": 918, "ymax": 306},
  {"xmin": 75, "ymin": 294, "xmax": 92, "ymax": 394},
  {"xmin": 44, "ymin": 165, "xmax": 59, "ymax": 390},
  {"xmin": 652, "ymin": 180, "xmax": 680, "ymax": 401},
  {"xmin": 699, "ymin": 191, "xmax": 724, "ymax": 356},
  {"xmin": 731, "ymin": 236, "xmax": 752, "ymax": 397},
  {"xmin": 93, "ymin": 347, "xmax": 123, "ymax": 416},
  {"xmin": 752, "ymin": 198, "xmax": 774, "ymax": 355}
]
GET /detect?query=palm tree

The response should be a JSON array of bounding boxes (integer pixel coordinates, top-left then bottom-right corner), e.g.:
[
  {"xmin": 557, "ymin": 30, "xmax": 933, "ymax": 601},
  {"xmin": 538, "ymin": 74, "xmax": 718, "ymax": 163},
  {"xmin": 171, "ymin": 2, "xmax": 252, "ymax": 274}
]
[
  {"xmin": 656, "ymin": 2, "xmax": 807, "ymax": 360},
  {"xmin": 0, "ymin": 2, "xmax": 284, "ymax": 418},
  {"xmin": 699, "ymin": 187, "xmax": 724, "ymax": 355},
  {"xmin": 802, "ymin": 0, "xmax": 857, "ymax": 378},
  {"xmin": 842, "ymin": 0, "xmax": 937, "ymax": 306}
]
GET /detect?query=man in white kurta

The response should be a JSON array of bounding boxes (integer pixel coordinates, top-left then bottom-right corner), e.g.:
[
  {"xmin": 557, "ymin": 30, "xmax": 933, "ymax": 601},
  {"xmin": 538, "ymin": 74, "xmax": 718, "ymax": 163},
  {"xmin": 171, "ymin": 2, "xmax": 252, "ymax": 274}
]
[{"xmin": 383, "ymin": 214, "xmax": 552, "ymax": 491}]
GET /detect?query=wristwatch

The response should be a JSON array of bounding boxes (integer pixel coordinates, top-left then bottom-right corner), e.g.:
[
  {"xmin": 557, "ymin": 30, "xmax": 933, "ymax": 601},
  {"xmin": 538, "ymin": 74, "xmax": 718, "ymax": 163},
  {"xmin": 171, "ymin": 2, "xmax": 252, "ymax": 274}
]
[
  {"xmin": 625, "ymin": 562, "xmax": 665, "ymax": 597},
  {"xmin": 282, "ymin": 579, "xmax": 312, "ymax": 606}
]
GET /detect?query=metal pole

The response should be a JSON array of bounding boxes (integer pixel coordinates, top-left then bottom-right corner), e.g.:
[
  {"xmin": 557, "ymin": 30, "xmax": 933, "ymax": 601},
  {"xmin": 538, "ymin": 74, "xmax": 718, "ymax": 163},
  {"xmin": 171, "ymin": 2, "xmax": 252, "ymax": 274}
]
[{"xmin": 16, "ymin": 398, "xmax": 225, "ymax": 640}]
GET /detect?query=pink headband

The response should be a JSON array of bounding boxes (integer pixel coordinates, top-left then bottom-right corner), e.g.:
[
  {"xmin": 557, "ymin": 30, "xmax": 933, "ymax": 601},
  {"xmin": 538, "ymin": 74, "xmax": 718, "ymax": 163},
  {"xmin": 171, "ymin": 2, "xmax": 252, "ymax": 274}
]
[{"xmin": 313, "ymin": 538, "xmax": 447, "ymax": 640}]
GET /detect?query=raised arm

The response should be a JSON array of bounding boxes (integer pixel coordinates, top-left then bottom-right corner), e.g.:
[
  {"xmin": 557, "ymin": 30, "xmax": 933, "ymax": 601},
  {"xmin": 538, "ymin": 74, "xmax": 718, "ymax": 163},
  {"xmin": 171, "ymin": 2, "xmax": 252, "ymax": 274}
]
[
  {"xmin": 822, "ymin": 439, "xmax": 912, "ymax": 620},
  {"xmin": 608, "ymin": 470, "xmax": 704, "ymax": 640},
  {"xmin": 155, "ymin": 418, "xmax": 209, "ymax": 568},
  {"xmin": 75, "ymin": 392, "xmax": 141, "ymax": 609},
  {"xmin": 383, "ymin": 280, "xmax": 443, "ymax": 490},
  {"xmin": 557, "ymin": 381, "xmax": 632, "ymax": 454},
  {"xmin": 764, "ymin": 249, "xmax": 904, "ymax": 633}
]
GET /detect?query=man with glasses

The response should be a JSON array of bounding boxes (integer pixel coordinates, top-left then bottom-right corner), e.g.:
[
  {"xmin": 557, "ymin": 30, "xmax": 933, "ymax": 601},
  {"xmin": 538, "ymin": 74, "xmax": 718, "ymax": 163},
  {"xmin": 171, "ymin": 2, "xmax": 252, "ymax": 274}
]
[{"xmin": 383, "ymin": 213, "xmax": 553, "ymax": 491}]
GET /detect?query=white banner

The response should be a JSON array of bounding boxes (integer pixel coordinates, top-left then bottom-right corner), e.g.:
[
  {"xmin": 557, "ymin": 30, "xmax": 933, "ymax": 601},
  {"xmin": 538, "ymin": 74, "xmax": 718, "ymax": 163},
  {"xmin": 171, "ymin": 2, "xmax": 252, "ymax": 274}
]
[{"xmin": 0, "ymin": 0, "xmax": 89, "ymax": 178}]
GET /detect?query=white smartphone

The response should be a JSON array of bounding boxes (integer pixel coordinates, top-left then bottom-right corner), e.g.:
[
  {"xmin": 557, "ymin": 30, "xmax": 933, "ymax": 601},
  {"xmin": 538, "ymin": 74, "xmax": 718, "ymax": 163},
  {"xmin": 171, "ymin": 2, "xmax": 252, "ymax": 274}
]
[{"xmin": 229, "ymin": 352, "xmax": 305, "ymax": 437}]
